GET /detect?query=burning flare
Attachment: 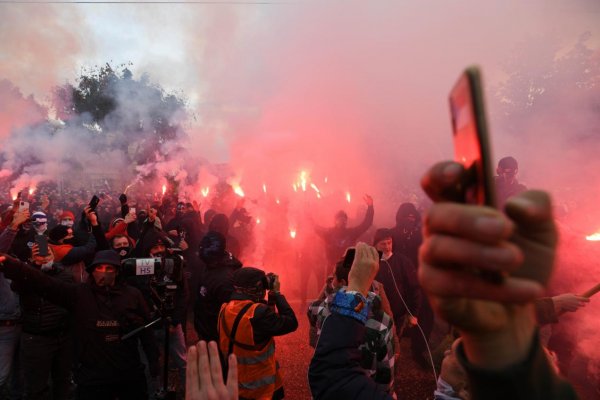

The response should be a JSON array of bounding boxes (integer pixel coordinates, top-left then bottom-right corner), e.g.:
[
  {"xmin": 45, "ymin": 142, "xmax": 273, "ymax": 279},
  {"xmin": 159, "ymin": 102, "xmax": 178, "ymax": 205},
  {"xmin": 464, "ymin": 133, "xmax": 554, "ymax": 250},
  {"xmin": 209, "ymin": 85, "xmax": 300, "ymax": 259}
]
[
  {"xmin": 28, "ymin": 187, "xmax": 35, "ymax": 195},
  {"xmin": 289, "ymin": 229, "xmax": 297, "ymax": 239},
  {"xmin": 300, "ymin": 170, "xmax": 308, "ymax": 192},
  {"xmin": 256, "ymin": 218, "xmax": 261, "ymax": 225},
  {"xmin": 233, "ymin": 185, "xmax": 245, "ymax": 198},
  {"xmin": 346, "ymin": 192, "xmax": 351, "ymax": 203},
  {"xmin": 263, "ymin": 183, "xmax": 267, "ymax": 194},
  {"xmin": 201, "ymin": 187, "xmax": 210, "ymax": 198},
  {"xmin": 586, "ymin": 232, "xmax": 600, "ymax": 241},
  {"xmin": 162, "ymin": 184, "xmax": 167, "ymax": 195}
]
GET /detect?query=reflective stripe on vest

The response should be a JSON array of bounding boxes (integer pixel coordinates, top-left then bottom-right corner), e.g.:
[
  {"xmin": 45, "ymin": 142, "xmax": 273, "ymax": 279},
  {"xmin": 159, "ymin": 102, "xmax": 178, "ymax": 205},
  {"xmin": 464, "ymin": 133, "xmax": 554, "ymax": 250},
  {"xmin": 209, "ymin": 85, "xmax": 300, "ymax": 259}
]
[
  {"xmin": 236, "ymin": 341, "xmax": 275, "ymax": 365},
  {"xmin": 239, "ymin": 374, "xmax": 277, "ymax": 390}
]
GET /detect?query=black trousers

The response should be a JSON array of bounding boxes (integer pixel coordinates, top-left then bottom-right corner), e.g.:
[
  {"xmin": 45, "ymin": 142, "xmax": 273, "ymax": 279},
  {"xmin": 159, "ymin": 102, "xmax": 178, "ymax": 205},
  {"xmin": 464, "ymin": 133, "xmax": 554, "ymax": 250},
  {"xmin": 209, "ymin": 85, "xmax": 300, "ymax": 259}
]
[
  {"xmin": 20, "ymin": 332, "xmax": 73, "ymax": 400},
  {"xmin": 76, "ymin": 375, "xmax": 148, "ymax": 400}
]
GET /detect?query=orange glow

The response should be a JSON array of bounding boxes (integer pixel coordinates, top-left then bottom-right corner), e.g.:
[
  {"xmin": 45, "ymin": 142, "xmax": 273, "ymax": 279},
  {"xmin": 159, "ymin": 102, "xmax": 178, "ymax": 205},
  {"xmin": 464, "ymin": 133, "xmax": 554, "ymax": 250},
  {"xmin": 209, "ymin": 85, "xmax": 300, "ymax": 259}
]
[
  {"xmin": 262, "ymin": 183, "xmax": 267, "ymax": 193},
  {"xmin": 201, "ymin": 187, "xmax": 210, "ymax": 197},
  {"xmin": 275, "ymin": 198, "xmax": 280, "ymax": 205},
  {"xmin": 162, "ymin": 184, "xmax": 167, "ymax": 195},
  {"xmin": 256, "ymin": 218, "xmax": 261, "ymax": 224},
  {"xmin": 586, "ymin": 232, "xmax": 600, "ymax": 241},
  {"xmin": 28, "ymin": 187, "xmax": 35, "ymax": 195},
  {"xmin": 233, "ymin": 185, "xmax": 245, "ymax": 197},
  {"xmin": 346, "ymin": 192, "xmax": 351, "ymax": 203},
  {"xmin": 289, "ymin": 229, "xmax": 297, "ymax": 239}
]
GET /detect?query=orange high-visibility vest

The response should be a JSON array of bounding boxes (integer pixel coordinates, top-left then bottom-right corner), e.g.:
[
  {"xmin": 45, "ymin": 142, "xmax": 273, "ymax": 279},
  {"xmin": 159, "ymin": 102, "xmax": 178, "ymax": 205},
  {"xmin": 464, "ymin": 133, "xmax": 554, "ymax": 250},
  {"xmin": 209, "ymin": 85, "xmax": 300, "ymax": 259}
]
[{"xmin": 219, "ymin": 300, "xmax": 283, "ymax": 400}]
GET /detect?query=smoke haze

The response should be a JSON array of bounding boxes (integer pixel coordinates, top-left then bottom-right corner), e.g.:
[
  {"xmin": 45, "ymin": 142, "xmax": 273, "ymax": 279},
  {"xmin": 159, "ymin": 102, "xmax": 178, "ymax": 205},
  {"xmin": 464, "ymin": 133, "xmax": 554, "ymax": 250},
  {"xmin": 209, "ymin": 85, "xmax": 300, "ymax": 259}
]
[{"xmin": 1, "ymin": 1, "xmax": 600, "ymax": 395}]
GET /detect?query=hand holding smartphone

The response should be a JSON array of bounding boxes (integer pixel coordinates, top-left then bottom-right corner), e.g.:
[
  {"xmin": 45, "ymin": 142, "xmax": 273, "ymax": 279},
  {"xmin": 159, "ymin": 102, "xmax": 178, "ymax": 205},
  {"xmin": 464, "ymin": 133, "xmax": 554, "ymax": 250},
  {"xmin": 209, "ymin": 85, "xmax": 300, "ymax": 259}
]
[
  {"xmin": 18, "ymin": 201, "xmax": 29, "ymax": 213},
  {"xmin": 89, "ymin": 195, "xmax": 100, "ymax": 212},
  {"xmin": 449, "ymin": 67, "xmax": 502, "ymax": 284}
]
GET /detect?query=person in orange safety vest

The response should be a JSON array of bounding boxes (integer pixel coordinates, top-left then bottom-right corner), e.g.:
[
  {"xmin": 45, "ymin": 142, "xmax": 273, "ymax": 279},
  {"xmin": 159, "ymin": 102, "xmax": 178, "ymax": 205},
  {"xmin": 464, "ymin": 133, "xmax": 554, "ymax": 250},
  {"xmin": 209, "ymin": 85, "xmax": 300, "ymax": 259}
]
[{"xmin": 219, "ymin": 267, "xmax": 298, "ymax": 400}]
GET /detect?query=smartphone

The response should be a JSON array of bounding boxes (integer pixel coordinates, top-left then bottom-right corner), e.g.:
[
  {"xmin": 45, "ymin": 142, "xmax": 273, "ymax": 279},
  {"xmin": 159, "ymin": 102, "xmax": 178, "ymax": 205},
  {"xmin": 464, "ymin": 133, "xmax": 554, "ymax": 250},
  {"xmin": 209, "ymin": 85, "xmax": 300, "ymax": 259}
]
[
  {"xmin": 342, "ymin": 248, "xmax": 383, "ymax": 269},
  {"xmin": 89, "ymin": 195, "xmax": 100, "ymax": 212},
  {"xmin": 35, "ymin": 234, "xmax": 48, "ymax": 257},
  {"xmin": 18, "ymin": 201, "xmax": 29, "ymax": 213},
  {"xmin": 449, "ymin": 66, "xmax": 496, "ymax": 207}
]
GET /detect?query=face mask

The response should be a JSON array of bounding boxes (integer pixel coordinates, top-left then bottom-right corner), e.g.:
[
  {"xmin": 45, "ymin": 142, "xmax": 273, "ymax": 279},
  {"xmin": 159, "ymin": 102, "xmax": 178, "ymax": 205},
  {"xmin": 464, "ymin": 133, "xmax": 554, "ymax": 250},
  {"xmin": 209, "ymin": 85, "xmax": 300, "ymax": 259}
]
[
  {"xmin": 61, "ymin": 219, "xmax": 74, "ymax": 228},
  {"xmin": 34, "ymin": 223, "xmax": 47, "ymax": 235},
  {"xmin": 116, "ymin": 247, "xmax": 131, "ymax": 260},
  {"xmin": 40, "ymin": 261, "xmax": 54, "ymax": 271}
]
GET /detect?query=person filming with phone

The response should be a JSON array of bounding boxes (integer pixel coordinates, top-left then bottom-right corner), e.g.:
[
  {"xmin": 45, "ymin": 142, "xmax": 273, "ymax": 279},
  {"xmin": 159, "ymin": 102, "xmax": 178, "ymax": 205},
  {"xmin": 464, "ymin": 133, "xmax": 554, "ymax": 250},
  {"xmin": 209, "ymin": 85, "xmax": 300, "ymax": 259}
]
[{"xmin": 218, "ymin": 267, "xmax": 298, "ymax": 400}]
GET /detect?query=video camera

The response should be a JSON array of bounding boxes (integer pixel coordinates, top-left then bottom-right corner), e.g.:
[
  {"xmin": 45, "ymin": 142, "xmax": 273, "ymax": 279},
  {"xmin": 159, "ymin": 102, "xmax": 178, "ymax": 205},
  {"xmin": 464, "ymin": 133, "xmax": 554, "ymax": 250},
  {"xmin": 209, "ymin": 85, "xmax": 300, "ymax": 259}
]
[
  {"xmin": 121, "ymin": 253, "xmax": 185, "ymax": 312},
  {"xmin": 121, "ymin": 253, "xmax": 184, "ymax": 283}
]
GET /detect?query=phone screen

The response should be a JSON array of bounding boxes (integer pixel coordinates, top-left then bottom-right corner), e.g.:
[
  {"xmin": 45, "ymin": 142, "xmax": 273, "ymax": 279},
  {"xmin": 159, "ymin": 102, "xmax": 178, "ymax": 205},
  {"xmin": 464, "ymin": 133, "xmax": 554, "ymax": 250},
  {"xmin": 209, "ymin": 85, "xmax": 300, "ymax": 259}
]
[{"xmin": 449, "ymin": 67, "xmax": 496, "ymax": 207}]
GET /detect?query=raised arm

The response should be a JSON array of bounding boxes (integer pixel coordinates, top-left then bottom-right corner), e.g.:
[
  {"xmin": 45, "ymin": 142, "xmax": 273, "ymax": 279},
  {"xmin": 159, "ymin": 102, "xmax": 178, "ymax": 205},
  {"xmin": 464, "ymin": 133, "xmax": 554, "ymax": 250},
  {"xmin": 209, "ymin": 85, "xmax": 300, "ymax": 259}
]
[{"xmin": 0, "ymin": 254, "xmax": 78, "ymax": 310}]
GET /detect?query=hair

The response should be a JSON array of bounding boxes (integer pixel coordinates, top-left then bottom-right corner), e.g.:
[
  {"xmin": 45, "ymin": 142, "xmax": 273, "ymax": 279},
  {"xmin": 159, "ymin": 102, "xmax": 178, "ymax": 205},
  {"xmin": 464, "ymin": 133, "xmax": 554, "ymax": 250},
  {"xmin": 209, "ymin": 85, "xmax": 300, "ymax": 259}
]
[
  {"xmin": 334, "ymin": 260, "xmax": 349, "ymax": 284},
  {"xmin": 111, "ymin": 234, "xmax": 129, "ymax": 247}
]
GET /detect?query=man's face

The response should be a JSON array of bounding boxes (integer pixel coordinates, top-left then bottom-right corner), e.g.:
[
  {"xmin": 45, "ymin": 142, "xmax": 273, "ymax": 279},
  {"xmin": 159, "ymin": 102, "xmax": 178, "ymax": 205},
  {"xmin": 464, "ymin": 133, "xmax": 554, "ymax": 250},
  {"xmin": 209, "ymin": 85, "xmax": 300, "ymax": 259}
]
[
  {"xmin": 150, "ymin": 244, "xmax": 166, "ymax": 258},
  {"xmin": 375, "ymin": 238, "xmax": 393, "ymax": 257},
  {"xmin": 498, "ymin": 167, "xmax": 517, "ymax": 183},
  {"xmin": 92, "ymin": 264, "xmax": 117, "ymax": 287},
  {"xmin": 112, "ymin": 236, "xmax": 129, "ymax": 250}
]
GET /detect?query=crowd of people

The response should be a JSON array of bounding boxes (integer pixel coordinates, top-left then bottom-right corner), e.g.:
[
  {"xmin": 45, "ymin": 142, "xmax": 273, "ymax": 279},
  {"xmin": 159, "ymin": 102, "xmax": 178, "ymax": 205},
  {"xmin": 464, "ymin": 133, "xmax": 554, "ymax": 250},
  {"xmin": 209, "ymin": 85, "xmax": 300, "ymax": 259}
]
[{"xmin": 0, "ymin": 156, "xmax": 588, "ymax": 399}]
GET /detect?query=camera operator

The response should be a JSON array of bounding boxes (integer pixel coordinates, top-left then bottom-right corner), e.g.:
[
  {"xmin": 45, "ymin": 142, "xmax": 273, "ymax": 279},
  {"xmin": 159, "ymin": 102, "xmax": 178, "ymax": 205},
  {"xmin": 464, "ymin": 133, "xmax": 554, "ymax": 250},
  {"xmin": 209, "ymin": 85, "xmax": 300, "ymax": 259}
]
[
  {"xmin": 219, "ymin": 267, "xmax": 298, "ymax": 400},
  {"xmin": 129, "ymin": 229, "xmax": 188, "ymax": 395},
  {"xmin": 0, "ymin": 249, "xmax": 159, "ymax": 400}
]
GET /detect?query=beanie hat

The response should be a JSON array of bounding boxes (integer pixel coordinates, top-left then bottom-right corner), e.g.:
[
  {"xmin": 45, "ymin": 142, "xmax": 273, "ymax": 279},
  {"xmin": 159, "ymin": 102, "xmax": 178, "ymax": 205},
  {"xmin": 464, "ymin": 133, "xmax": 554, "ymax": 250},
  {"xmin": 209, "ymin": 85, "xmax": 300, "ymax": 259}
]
[
  {"xmin": 31, "ymin": 211, "xmax": 47, "ymax": 223},
  {"xmin": 49, "ymin": 225, "xmax": 70, "ymax": 243},
  {"xmin": 373, "ymin": 228, "xmax": 393, "ymax": 246},
  {"xmin": 232, "ymin": 267, "xmax": 266, "ymax": 290},
  {"xmin": 60, "ymin": 211, "xmax": 75, "ymax": 220},
  {"xmin": 86, "ymin": 250, "xmax": 121, "ymax": 273}
]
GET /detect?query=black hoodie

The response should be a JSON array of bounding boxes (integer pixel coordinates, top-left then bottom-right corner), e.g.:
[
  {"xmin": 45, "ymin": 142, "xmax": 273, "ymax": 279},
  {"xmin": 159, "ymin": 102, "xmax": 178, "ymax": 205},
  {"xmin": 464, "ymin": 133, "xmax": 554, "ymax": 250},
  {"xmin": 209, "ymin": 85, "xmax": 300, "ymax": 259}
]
[{"xmin": 1, "ymin": 257, "xmax": 159, "ymax": 385}]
